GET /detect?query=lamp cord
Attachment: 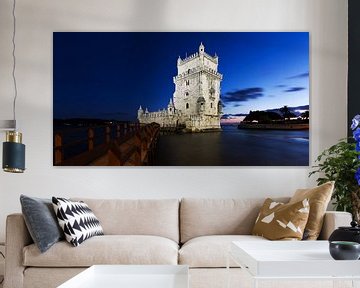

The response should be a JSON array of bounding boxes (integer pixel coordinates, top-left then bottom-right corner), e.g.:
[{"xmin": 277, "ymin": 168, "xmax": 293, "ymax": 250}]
[{"xmin": 12, "ymin": 0, "xmax": 18, "ymax": 130}]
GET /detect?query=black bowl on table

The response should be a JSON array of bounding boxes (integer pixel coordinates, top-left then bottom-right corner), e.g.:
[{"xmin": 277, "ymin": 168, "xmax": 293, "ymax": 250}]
[{"xmin": 329, "ymin": 241, "xmax": 360, "ymax": 260}]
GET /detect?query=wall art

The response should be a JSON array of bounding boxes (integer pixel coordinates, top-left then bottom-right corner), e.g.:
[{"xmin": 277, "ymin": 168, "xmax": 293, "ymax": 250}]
[{"xmin": 53, "ymin": 32, "xmax": 309, "ymax": 166}]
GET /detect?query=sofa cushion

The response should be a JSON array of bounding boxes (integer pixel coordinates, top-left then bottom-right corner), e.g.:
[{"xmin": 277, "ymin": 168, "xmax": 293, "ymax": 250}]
[
  {"xmin": 179, "ymin": 235, "xmax": 267, "ymax": 268},
  {"xmin": 20, "ymin": 195, "xmax": 64, "ymax": 253},
  {"xmin": 252, "ymin": 198, "xmax": 310, "ymax": 240},
  {"xmin": 180, "ymin": 198, "xmax": 289, "ymax": 243},
  {"xmin": 52, "ymin": 197, "xmax": 104, "ymax": 247},
  {"xmin": 72, "ymin": 198, "xmax": 179, "ymax": 243},
  {"xmin": 290, "ymin": 181, "xmax": 334, "ymax": 240},
  {"xmin": 23, "ymin": 235, "xmax": 179, "ymax": 267}
]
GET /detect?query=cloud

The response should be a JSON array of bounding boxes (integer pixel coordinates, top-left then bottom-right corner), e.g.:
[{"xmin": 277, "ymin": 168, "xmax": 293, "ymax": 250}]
[
  {"xmin": 287, "ymin": 72, "xmax": 309, "ymax": 79},
  {"xmin": 221, "ymin": 114, "xmax": 231, "ymax": 119},
  {"xmin": 292, "ymin": 105, "xmax": 309, "ymax": 110},
  {"xmin": 233, "ymin": 113, "xmax": 248, "ymax": 116},
  {"xmin": 265, "ymin": 105, "xmax": 309, "ymax": 117},
  {"xmin": 221, "ymin": 113, "xmax": 248, "ymax": 119},
  {"xmin": 222, "ymin": 87, "xmax": 264, "ymax": 103},
  {"xmin": 275, "ymin": 84, "xmax": 286, "ymax": 88},
  {"xmin": 284, "ymin": 87, "xmax": 306, "ymax": 92}
]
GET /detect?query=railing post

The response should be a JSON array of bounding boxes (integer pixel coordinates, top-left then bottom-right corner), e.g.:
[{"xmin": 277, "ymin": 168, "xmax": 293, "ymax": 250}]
[
  {"xmin": 130, "ymin": 130, "xmax": 141, "ymax": 165},
  {"xmin": 88, "ymin": 128, "xmax": 94, "ymax": 151},
  {"xmin": 116, "ymin": 125, "xmax": 121, "ymax": 140},
  {"xmin": 54, "ymin": 133, "xmax": 63, "ymax": 165},
  {"xmin": 105, "ymin": 126, "xmax": 111, "ymax": 144}
]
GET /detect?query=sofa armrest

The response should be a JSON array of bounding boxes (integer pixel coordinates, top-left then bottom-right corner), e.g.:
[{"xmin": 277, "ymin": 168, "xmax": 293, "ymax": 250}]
[
  {"xmin": 318, "ymin": 211, "xmax": 352, "ymax": 240},
  {"xmin": 4, "ymin": 213, "xmax": 33, "ymax": 288}
]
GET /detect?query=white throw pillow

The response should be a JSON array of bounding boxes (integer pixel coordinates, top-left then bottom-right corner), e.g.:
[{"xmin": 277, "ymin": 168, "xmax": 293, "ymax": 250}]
[{"xmin": 52, "ymin": 197, "xmax": 103, "ymax": 247}]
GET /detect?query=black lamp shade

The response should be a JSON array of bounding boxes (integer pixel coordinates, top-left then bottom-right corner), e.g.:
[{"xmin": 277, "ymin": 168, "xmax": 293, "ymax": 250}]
[{"xmin": 2, "ymin": 141, "xmax": 25, "ymax": 173}]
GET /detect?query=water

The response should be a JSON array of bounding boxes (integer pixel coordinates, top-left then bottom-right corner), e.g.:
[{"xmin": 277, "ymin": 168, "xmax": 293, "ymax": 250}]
[{"xmin": 154, "ymin": 125, "xmax": 309, "ymax": 166}]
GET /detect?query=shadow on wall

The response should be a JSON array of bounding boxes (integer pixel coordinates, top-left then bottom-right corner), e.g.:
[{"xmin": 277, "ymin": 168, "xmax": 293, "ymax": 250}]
[
  {"xmin": 130, "ymin": 0, "xmax": 169, "ymax": 29},
  {"xmin": 18, "ymin": 0, "xmax": 170, "ymax": 31}
]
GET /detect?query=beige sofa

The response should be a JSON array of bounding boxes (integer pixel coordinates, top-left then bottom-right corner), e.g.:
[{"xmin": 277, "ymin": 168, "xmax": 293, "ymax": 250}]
[{"xmin": 4, "ymin": 198, "xmax": 352, "ymax": 288}]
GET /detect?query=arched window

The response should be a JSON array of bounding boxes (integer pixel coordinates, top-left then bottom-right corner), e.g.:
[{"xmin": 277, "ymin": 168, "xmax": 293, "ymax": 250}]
[
  {"xmin": 185, "ymin": 92, "xmax": 189, "ymax": 97},
  {"xmin": 188, "ymin": 69, "xmax": 191, "ymax": 74},
  {"xmin": 186, "ymin": 103, "xmax": 189, "ymax": 109},
  {"xmin": 211, "ymin": 103, "xmax": 213, "ymax": 108},
  {"xmin": 186, "ymin": 80, "xmax": 190, "ymax": 86},
  {"xmin": 217, "ymin": 101, "xmax": 222, "ymax": 114}
]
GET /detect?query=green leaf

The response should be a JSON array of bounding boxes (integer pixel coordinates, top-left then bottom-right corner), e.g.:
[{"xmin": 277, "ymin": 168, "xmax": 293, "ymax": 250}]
[{"xmin": 310, "ymin": 138, "xmax": 360, "ymax": 215}]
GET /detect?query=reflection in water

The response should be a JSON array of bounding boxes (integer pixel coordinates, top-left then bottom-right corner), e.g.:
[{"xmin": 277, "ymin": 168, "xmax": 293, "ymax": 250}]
[{"xmin": 154, "ymin": 125, "xmax": 309, "ymax": 166}]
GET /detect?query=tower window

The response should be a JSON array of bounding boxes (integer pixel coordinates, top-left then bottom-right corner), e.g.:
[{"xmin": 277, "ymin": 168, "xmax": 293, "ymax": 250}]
[
  {"xmin": 185, "ymin": 92, "xmax": 189, "ymax": 97},
  {"xmin": 188, "ymin": 69, "xmax": 191, "ymax": 74},
  {"xmin": 186, "ymin": 103, "xmax": 189, "ymax": 109},
  {"xmin": 211, "ymin": 103, "xmax": 213, "ymax": 108},
  {"xmin": 186, "ymin": 80, "xmax": 190, "ymax": 86}
]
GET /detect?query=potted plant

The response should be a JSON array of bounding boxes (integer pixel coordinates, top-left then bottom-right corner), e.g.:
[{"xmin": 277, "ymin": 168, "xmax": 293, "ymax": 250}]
[{"xmin": 309, "ymin": 115, "xmax": 360, "ymax": 222}]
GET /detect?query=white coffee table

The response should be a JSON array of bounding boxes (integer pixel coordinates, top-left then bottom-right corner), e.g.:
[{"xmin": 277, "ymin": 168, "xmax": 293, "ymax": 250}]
[
  {"xmin": 228, "ymin": 241, "xmax": 360, "ymax": 288},
  {"xmin": 58, "ymin": 265, "xmax": 189, "ymax": 288}
]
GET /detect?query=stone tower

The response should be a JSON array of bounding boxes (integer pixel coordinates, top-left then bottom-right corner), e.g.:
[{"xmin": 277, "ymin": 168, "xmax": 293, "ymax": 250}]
[
  {"xmin": 138, "ymin": 43, "xmax": 223, "ymax": 131},
  {"xmin": 173, "ymin": 42, "xmax": 223, "ymax": 122}
]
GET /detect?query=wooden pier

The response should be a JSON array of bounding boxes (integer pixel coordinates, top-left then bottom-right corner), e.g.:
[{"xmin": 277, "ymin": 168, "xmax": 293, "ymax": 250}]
[{"xmin": 54, "ymin": 122, "xmax": 160, "ymax": 166}]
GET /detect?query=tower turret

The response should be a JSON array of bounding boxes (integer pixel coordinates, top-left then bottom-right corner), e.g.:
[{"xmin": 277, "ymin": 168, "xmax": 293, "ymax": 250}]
[
  {"xmin": 199, "ymin": 42, "xmax": 205, "ymax": 54},
  {"xmin": 137, "ymin": 105, "xmax": 144, "ymax": 119},
  {"xmin": 214, "ymin": 52, "xmax": 218, "ymax": 64},
  {"xmin": 168, "ymin": 98, "xmax": 175, "ymax": 114}
]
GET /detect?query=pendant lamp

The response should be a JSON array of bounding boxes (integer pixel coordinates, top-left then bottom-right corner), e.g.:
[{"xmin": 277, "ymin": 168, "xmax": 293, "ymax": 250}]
[{"xmin": 1, "ymin": 0, "xmax": 26, "ymax": 173}]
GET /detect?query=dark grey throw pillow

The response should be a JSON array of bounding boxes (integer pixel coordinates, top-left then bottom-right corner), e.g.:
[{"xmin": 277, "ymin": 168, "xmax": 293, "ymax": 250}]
[{"xmin": 20, "ymin": 195, "xmax": 64, "ymax": 253}]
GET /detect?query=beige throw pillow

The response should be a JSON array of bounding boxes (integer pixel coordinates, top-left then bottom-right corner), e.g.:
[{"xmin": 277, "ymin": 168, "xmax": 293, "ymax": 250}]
[
  {"xmin": 252, "ymin": 198, "xmax": 310, "ymax": 240},
  {"xmin": 289, "ymin": 181, "xmax": 334, "ymax": 240}
]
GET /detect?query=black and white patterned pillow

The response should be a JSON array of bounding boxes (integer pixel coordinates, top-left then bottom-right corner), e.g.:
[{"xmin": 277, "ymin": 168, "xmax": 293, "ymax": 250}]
[{"xmin": 52, "ymin": 197, "xmax": 104, "ymax": 247}]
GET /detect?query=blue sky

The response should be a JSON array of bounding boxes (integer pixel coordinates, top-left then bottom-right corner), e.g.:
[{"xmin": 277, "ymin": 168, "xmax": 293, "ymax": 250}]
[{"xmin": 54, "ymin": 32, "xmax": 309, "ymax": 121}]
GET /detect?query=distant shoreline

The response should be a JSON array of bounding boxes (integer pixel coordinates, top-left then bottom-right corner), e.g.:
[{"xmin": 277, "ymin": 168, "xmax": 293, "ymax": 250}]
[{"xmin": 238, "ymin": 122, "xmax": 309, "ymax": 130}]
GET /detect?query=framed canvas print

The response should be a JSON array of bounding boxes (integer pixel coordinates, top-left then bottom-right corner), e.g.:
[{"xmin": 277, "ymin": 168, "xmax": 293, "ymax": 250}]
[{"xmin": 53, "ymin": 32, "xmax": 309, "ymax": 166}]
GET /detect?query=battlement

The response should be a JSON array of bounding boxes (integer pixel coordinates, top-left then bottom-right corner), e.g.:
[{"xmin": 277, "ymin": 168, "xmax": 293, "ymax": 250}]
[
  {"xmin": 173, "ymin": 65, "xmax": 223, "ymax": 81},
  {"xmin": 178, "ymin": 52, "xmax": 198, "ymax": 64},
  {"xmin": 141, "ymin": 109, "xmax": 182, "ymax": 118},
  {"xmin": 178, "ymin": 51, "xmax": 218, "ymax": 66}
]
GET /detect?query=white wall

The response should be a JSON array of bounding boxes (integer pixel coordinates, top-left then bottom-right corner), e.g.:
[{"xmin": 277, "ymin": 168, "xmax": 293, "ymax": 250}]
[{"xmin": 0, "ymin": 0, "xmax": 348, "ymax": 242}]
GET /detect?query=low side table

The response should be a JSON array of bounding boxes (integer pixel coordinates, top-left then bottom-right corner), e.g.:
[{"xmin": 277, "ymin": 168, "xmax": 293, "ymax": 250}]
[
  {"xmin": 58, "ymin": 265, "xmax": 189, "ymax": 288},
  {"xmin": 228, "ymin": 240, "xmax": 360, "ymax": 288}
]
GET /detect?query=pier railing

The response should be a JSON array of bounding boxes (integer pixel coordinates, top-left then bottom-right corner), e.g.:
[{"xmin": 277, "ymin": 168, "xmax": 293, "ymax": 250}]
[{"xmin": 54, "ymin": 122, "xmax": 160, "ymax": 166}]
